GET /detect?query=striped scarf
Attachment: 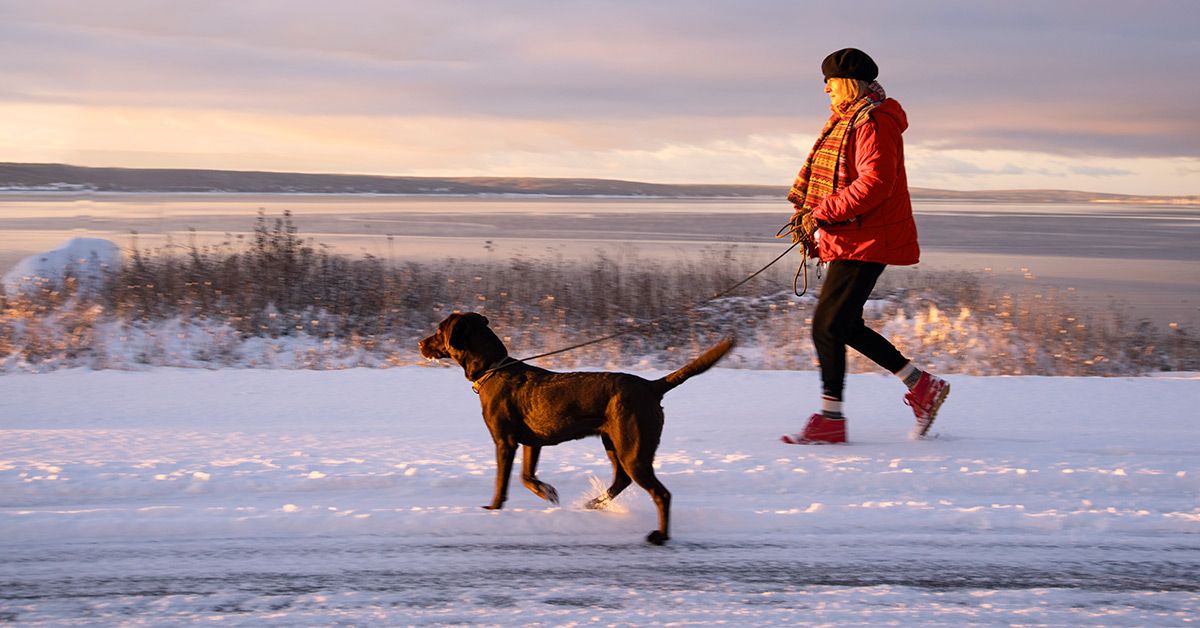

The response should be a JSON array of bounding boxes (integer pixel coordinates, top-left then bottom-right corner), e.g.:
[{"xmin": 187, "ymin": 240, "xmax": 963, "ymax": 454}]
[{"xmin": 787, "ymin": 81, "xmax": 887, "ymax": 214}]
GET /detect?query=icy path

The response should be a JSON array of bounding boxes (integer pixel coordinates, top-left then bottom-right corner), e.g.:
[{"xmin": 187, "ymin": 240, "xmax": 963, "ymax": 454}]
[{"xmin": 2, "ymin": 368, "xmax": 1198, "ymax": 625}]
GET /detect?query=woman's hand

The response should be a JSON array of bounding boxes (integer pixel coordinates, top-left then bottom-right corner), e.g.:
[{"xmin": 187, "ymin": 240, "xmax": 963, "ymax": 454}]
[{"xmin": 790, "ymin": 210, "xmax": 818, "ymax": 242}]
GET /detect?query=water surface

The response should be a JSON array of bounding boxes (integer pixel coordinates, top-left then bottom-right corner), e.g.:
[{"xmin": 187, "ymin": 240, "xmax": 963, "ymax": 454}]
[{"xmin": 1, "ymin": 193, "xmax": 1196, "ymax": 327}]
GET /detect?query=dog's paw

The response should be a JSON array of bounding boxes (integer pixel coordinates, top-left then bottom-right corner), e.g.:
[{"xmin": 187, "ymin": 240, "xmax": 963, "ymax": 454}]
[
  {"xmin": 543, "ymin": 484, "xmax": 559, "ymax": 505},
  {"xmin": 481, "ymin": 504, "xmax": 503, "ymax": 510},
  {"xmin": 584, "ymin": 495, "xmax": 609, "ymax": 510},
  {"xmin": 645, "ymin": 530, "xmax": 669, "ymax": 546}
]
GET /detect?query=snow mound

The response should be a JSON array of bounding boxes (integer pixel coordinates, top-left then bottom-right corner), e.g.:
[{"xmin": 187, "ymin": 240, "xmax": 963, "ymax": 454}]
[{"xmin": 1, "ymin": 237, "xmax": 122, "ymax": 295}]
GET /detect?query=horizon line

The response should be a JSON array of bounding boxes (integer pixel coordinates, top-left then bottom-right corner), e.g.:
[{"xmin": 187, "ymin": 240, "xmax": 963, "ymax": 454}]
[{"xmin": 2, "ymin": 161, "xmax": 1197, "ymax": 201}]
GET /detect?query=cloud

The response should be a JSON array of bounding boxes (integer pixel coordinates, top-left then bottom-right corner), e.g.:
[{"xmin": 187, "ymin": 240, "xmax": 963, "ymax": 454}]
[
  {"xmin": 905, "ymin": 145, "xmax": 1198, "ymax": 195},
  {"xmin": 0, "ymin": 0, "xmax": 1197, "ymax": 193},
  {"xmin": 0, "ymin": 3, "xmax": 812, "ymax": 118},
  {"xmin": 909, "ymin": 154, "xmax": 1034, "ymax": 177},
  {"xmin": 1068, "ymin": 165, "xmax": 1133, "ymax": 177}
]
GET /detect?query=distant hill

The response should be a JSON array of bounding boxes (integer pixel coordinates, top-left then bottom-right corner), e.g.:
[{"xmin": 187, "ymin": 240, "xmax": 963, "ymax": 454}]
[
  {"xmin": 0, "ymin": 163, "xmax": 779, "ymax": 198},
  {"xmin": 0, "ymin": 162, "xmax": 1195, "ymax": 205}
]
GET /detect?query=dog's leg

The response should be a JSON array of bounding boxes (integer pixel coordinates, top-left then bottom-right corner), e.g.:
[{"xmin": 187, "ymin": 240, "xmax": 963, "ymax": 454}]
[
  {"xmin": 615, "ymin": 417, "xmax": 671, "ymax": 545},
  {"xmin": 626, "ymin": 460, "xmax": 672, "ymax": 546},
  {"xmin": 484, "ymin": 440, "xmax": 517, "ymax": 510},
  {"xmin": 520, "ymin": 445, "xmax": 559, "ymax": 505},
  {"xmin": 586, "ymin": 435, "xmax": 631, "ymax": 510}
]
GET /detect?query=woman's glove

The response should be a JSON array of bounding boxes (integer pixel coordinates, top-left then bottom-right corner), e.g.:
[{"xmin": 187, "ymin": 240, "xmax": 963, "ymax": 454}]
[{"xmin": 790, "ymin": 209, "xmax": 818, "ymax": 243}]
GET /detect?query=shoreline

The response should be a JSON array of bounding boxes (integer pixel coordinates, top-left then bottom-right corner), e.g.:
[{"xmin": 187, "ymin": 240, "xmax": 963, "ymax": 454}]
[{"xmin": 1, "ymin": 189, "xmax": 1198, "ymax": 207}]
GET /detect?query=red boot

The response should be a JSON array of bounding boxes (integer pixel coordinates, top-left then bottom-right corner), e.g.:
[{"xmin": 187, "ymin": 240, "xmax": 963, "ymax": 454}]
[
  {"xmin": 905, "ymin": 372, "xmax": 950, "ymax": 438},
  {"xmin": 782, "ymin": 413, "xmax": 847, "ymax": 444}
]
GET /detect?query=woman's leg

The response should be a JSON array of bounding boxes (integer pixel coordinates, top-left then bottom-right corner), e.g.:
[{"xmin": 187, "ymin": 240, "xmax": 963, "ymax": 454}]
[
  {"xmin": 812, "ymin": 260, "xmax": 863, "ymax": 400},
  {"xmin": 812, "ymin": 260, "xmax": 908, "ymax": 400},
  {"xmin": 809, "ymin": 260, "xmax": 949, "ymax": 439}
]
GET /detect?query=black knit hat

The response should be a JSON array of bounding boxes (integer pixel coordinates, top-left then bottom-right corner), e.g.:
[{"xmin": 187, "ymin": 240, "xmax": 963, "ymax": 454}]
[{"xmin": 821, "ymin": 48, "xmax": 878, "ymax": 82}]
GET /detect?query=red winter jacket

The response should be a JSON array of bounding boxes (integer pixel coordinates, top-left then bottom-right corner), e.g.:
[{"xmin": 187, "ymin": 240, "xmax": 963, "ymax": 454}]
[{"xmin": 811, "ymin": 98, "xmax": 919, "ymax": 266}]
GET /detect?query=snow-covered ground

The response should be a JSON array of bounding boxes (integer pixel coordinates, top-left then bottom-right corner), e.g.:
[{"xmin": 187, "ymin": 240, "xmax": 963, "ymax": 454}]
[{"xmin": 2, "ymin": 367, "xmax": 1198, "ymax": 625}]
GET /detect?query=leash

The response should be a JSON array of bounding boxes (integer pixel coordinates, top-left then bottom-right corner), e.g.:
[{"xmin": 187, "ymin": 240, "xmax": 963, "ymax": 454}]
[
  {"xmin": 774, "ymin": 219, "xmax": 822, "ymax": 298},
  {"xmin": 469, "ymin": 221, "xmax": 814, "ymax": 390},
  {"xmin": 521, "ymin": 238, "xmax": 801, "ymax": 362}
]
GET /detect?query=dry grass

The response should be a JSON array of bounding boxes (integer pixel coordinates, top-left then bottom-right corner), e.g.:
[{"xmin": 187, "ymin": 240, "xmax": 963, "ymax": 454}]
[{"xmin": 1, "ymin": 211, "xmax": 1195, "ymax": 374}]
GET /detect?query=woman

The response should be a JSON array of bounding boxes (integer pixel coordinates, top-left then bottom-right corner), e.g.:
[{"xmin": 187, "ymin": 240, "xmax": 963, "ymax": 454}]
[{"xmin": 781, "ymin": 48, "xmax": 949, "ymax": 444}]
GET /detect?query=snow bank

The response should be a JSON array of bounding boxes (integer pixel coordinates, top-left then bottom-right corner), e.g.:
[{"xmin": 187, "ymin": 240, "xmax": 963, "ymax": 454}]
[{"xmin": 1, "ymin": 237, "xmax": 122, "ymax": 295}]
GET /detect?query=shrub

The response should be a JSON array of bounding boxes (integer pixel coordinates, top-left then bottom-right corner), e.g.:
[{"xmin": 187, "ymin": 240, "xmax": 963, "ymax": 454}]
[{"xmin": 1, "ymin": 211, "xmax": 1194, "ymax": 374}]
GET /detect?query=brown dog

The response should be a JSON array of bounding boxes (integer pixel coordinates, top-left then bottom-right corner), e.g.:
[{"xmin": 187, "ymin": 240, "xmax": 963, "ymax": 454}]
[{"xmin": 418, "ymin": 312, "xmax": 734, "ymax": 545}]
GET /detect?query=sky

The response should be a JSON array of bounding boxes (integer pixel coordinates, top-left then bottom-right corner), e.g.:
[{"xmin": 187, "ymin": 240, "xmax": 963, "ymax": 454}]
[{"xmin": 1, "ymin": 0, "xmax": 1198, "ymax": 195}]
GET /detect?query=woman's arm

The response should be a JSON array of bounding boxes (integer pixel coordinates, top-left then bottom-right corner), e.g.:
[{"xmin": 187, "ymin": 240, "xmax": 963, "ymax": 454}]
[{"xmin": 812, "ymin": 114, "xmax": 901, "ymax": 225}]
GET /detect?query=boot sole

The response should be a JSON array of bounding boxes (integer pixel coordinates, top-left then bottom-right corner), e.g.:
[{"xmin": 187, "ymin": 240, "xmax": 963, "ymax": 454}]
[
  {"xmin": 781, "ymin": 435, "xmax": 846, "ymax": 445},
  {"xmin": 914, "ymin": 382, "xmax": 951, "ymax": 439}
]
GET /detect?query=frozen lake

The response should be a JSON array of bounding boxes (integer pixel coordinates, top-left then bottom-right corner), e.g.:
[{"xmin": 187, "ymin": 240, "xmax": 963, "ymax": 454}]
[{"xmin": 1, "ymin": 193, "xmax": 1196, "ymax": 328}]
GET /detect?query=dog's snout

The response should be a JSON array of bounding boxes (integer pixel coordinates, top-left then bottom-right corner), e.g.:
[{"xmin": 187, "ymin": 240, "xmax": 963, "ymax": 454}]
[{"xmin": 417, "ymin": 333, "xmax": 446, "ymax": 359}]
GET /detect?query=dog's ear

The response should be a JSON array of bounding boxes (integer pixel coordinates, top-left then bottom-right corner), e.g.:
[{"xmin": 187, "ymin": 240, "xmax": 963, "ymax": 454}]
[{"xmin": 448, "ymin": 312, "xmax": 487, "ymax": 350}]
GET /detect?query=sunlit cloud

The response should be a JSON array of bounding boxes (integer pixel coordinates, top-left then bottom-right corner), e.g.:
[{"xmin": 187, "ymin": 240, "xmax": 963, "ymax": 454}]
[
  {"xmin": 905, "ymin": 146, "xmax": 1199, "ymax": 195},
  {"xmin": 0, "ymin": 1, "xmax": 1196, "ymax": 195}
]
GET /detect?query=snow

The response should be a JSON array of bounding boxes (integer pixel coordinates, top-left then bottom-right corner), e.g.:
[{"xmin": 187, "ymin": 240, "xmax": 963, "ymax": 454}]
[
  {"xmin": 1, "ymin": 236, "xmax": 1197, "ymax": 623},
  {"xmin": 1, "ymin": 237, "xmax": 122, "ymax": 295},
  {"xmin": 2, "ymin": 366, "xmax": 1198, "ymax": 625}
]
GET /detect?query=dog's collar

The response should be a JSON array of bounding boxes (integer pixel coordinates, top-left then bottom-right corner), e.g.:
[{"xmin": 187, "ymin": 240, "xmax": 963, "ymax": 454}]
[{"xmin": 471, "ymin": 357, "xmax": 520, "ymax": 394}]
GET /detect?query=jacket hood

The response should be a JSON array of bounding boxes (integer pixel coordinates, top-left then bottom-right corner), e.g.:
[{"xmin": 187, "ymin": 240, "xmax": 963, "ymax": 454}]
[{"xmin": 872, "ymin": 98, "xmax": 908, "ymax": 133}]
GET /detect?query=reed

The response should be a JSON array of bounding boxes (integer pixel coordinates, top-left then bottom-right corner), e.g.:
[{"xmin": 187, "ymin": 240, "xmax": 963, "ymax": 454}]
[{"xmin": 1, "ymin": 211, "xmax": 1194, "ymax": 374}]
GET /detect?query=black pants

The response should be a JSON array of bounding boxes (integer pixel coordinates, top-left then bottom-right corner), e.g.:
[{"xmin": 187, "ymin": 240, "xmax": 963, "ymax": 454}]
[{"xmin": 812, "ymin": 260, "xmax": 908, "ymax": 400}]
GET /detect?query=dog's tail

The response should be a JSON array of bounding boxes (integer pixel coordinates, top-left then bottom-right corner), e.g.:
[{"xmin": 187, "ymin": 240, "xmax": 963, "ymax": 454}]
[{"xmin": 652, "ymin": 336, "xmax": 736, "ymax": 395}]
